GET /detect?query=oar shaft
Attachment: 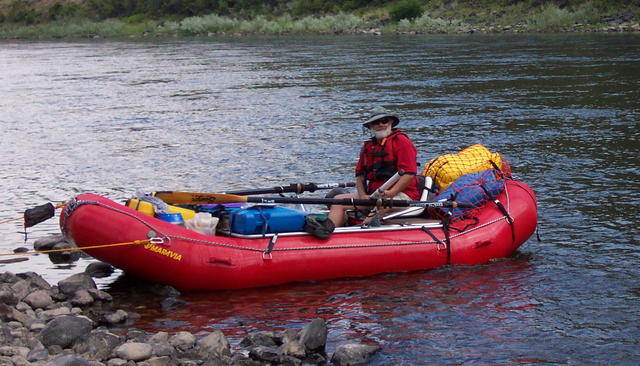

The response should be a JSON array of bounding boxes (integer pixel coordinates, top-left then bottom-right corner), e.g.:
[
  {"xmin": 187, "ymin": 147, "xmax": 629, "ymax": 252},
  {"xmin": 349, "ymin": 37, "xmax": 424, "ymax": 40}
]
[
  {"xmin": 152, "ymin": 191, "xmax": 470, "ymax": 208},
  {"xmin": 247, "ymin": 196, "xmax": 466, "ymax": 208},
  {"xmin": 370, "ymin": 170, "xmax": 404, "ymax": 199},
  {"xmin": 224, "ymin": 182, "xmax": 354, "ymax": 195}
]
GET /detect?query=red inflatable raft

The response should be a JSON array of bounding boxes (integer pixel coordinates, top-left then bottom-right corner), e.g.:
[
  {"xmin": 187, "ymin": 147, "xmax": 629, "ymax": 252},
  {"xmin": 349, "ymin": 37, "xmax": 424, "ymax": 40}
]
[{"xmin": 60, "ymin": 180, "xmax": 537, "ymax": 291}]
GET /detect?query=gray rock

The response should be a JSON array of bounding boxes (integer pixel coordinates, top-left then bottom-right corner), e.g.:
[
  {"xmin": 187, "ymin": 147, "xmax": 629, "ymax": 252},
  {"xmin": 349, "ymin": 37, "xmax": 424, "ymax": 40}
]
[
  {"xmin": 23, "ymin": 290, "xmax": 54, "ymax": 310},
  {"xmin": 58, "ymin": 274, "xmax": 97, "ymax": 297},
  {"xmin": 197, "ymin": 330, "xmax": 230, "ymax": 359},
  {"xmin": 248, "ymin": 346, "xmax": 279, "ymax": 362},
  {"xmin": 125, "ymin": 329, "xmax": 149, "ymax": 342},
  {"xmin": 229, "ymin": 352, "xmax": 263, "ymax": 366},
  {"xmin": 11, "ymin": 355, "xmax": 30, "ymax": 366},
  {"xmin": 144, "ymin": 356, "xmax": 172, "ymax": 366},
  {"xmin": 6, "ymin": 307, "xmax": 28, "ymax": 324},
  {"xmin": 29, "ymin": 321, "xmax": 47, "ymax": 332},
  {"xmin": 16, "ymin": 272, "xmax": 52, "ymax": 290},
  {"xmin": 43, "ymin": 354, "xmax": 90, "ymax": 366},
  {"xmin": 14, "ymin": 302, "xmax": 32, "ymax": 312},
  {"xmin": 0, "ymin": 272, "xmax": 19, "ymax": 284},
  {"xmin": 114, "ymin": 342, "xmax": 153, "ymax": 362},
  {"xmin": 33, "ymin": 234, "xmax": 67, "ymax": 251},
  {"xmin": 26, "ymin": 347, "xmax": 49, "ymax": 362},
  {"xmin": 168, "ymin": 331, "xmax": 195, "ymax": 351},
  {"xmin": 0, "ymin": 356, "xmax": 12, "ymax": 366},
  {"xmin": 104, "ymin": 310, "xmax": 128, "ymax": 324},
  {"xmin": 239, "ymin": 331, "xmax": 280, "ymax": 348},
  {"xmin": 330, "ymin": 343, "xmax": 381, "ymax": 366},
  {"xmin": 299, "ymin": 318, "xmax": 327, "ymax": 353},
  {"xmin": 84, "ymin": 263, "xmax": 114, "ymax": 278},
  {"xmin": 47, "ymin": 344, "xmax": 63, "ymax": 355},
  {"xmin": 10, "ymin": 280, "xmax": 31, "ymax": 301},
  {"xmin": 279, "ymin": 339, "xmax": 306, "ymax": 359},
  {"xmin": 148, "ymin": 284, "xmax": 180, "ymax": 298},
  {"xmin": 0, "ymin": 290, "xmax": 19, "ymax": 306},
  {"xmin": 148, "ymin": 340, "xmax": 175, "ymax": 358},
  {"xmin": 105, "ymin": 358, "xmax": 127, "ymax": 366},
  {"xmin": 48, "ymin": 242, "xmax": 81, "ymax": 264},
  {"xmin": 177, "ymin": 361, "xmax": 198, "ymax": 366},
  {"xmin": 0, "ymin": 304, "xmax": 11, "ymax": 324},
  {"xmin": 73, "ymin": 330, "xmax": 122, "ymax": 361},
  {"xmin": 159, "ymin": 297, "xmax": 187, "ymax": 312},
  {"xmin": 87, "ymin": 289, "xmax": 113, "ymax": 302},
  {"xmin": 39, "ymin": 306, "xmax": 71, "ymax": 322},
  {"xmin": 70, "ymin": 290, "xmax": 94, "ymax": 307},
  {"xmin": 0, "ymin": 345, "xmax": 29, "ymax": 357},
  {"xmin": 39, "ymin": 316, "xmax": 93, "ymax": 348},
  {"xmin": 0, "ymin": 326, "xmax": 11, "ymax": 345},
  {"xmin": 278, "ymin": 355, "xmax": 303, "ymax": 366},
  {"xmin": 148, "ymin": 332, "xmax": 168, "ymax": 343}
]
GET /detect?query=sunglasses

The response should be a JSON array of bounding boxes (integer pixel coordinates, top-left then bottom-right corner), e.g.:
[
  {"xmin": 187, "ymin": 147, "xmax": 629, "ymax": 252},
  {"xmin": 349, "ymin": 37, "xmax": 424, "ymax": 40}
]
[{"xmin": 369, "ymin": 118, "xmax": 391, "ymax": 126}]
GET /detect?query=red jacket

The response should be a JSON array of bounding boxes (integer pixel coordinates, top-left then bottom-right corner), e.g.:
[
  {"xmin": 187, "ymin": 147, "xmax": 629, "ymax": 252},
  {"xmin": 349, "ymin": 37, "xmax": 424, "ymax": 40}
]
[{"xmin": 355, "ymin": 129, "xmax": 420, "ymax": 200}]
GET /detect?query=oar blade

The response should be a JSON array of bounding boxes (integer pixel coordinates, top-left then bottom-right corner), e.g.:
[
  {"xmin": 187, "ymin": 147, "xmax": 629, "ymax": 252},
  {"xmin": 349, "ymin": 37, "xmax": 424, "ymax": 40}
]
[{"xmin": 153, "ymin": 191, "xmax": 248, "ymax": 205}]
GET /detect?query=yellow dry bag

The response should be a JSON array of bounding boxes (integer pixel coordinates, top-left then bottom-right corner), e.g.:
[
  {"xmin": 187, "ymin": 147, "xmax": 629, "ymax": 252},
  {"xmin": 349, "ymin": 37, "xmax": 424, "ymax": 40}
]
[
  {"xmin": 126, "ymin": 198, "xmax": 196, "ymax": 221},
  {"xmin": 422, "ymin": 144, "xmax": 505, "ymax": 190}
]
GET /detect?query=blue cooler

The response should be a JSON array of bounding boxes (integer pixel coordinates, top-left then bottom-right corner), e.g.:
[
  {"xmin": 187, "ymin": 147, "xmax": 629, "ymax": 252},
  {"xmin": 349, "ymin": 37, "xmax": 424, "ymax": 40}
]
[{"xmin": 230, "ymin": 205, "xmax": 308, "ymax": 235}]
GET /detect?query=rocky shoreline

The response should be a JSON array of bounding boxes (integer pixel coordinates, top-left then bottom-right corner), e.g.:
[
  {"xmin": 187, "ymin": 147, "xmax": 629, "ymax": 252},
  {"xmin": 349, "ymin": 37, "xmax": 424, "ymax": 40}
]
[
  {"xmin": 2, "ymin": 232, "xmax": 380, "ymax": 366},
  {"xmin": 0, "ymin": 269, "xmax": 380, "ymax": 366}
]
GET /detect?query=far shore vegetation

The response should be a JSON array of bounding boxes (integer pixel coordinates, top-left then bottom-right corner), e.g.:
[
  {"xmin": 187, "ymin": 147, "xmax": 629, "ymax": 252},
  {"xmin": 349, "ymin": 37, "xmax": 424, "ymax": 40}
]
[{"xmin": 0, "ymin": 0, "xmax": 638, "ymax": 39}]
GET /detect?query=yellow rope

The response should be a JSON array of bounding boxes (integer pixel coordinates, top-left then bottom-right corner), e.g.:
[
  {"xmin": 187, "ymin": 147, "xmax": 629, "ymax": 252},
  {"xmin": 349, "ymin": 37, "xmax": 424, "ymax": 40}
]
[
  {"xmin": 0, "ymin": 239, "xmax": 151, "ymax": 257},
  {"xmin": 0, "ymin": 217, "xmax": 23, "ymax": 225}
]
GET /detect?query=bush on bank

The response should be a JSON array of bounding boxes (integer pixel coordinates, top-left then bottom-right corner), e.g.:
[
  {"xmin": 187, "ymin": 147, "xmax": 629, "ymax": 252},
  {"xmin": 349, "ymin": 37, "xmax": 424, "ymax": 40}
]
[{"xmin": 0, "ymin": 0, "xmax": 638, "ymax": 38}]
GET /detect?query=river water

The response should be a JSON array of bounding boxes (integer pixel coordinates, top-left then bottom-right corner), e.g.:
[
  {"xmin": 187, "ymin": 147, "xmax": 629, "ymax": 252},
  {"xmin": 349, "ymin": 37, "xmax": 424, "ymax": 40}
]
[{"xmin": 1, "ymin": 34, "xmax": 639, "ymax": 364}]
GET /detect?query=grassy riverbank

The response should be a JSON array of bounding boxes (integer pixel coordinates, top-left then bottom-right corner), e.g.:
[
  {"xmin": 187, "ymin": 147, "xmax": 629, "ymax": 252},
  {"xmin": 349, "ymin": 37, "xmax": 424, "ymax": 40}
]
[{"xmin": 0, "ymin": 0, "xmax": 638, "ymax": 39}]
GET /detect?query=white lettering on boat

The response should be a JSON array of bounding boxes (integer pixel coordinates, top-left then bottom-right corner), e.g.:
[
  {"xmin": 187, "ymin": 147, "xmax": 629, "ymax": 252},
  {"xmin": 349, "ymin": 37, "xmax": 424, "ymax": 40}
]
[{"xmin": 144, "ymin": 243, "xmax": 182, "ymax": 261}]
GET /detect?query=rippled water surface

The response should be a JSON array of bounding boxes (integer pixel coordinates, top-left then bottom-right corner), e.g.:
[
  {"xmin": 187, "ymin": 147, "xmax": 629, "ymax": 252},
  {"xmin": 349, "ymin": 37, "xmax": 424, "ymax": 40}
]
[{"xmin": 1, "ymin": 34, "xmax": 639, "ymax": 364}]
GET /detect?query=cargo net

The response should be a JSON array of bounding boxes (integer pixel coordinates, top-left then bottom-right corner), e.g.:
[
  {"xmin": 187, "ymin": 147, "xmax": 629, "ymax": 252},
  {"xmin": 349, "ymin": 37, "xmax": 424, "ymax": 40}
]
[{"xmin": 422, "ymin": 145, "xmax": 512, "ymax": 221}]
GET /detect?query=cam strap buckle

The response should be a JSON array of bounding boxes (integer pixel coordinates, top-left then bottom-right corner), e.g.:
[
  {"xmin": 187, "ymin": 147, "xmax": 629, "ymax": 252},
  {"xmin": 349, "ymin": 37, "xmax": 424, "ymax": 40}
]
[
  {"xmin": 421, "ymin": 226, "xmax": 446, "ymax": 251},
  {"xmin": 263, "ymin": 233, "xmax": 278, "ymax": 260}
]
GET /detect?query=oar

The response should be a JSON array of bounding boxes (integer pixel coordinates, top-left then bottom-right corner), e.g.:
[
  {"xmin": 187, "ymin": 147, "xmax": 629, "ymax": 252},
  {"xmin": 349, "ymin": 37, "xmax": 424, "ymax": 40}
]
[
  {"xmin": 223, "ymin": 182, "xmax": 355, "ymax": 195},
  {"xmin": 151, "ymin": 191, "xmax": 468, "ymax": 208},
  {"xmin": 153, "ymin": 182, "xmax": 355, "ymax": 201},
  {"xmin": 369, "ymin": 170, "xmax": 403, "ymax": 199}
]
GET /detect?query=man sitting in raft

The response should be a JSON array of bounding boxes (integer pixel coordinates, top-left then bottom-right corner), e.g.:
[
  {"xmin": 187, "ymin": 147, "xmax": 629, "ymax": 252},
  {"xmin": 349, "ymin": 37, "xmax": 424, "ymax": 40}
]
[{"xmin": 328, "ymin": 107, "xmax": 420, "ymax": 227}]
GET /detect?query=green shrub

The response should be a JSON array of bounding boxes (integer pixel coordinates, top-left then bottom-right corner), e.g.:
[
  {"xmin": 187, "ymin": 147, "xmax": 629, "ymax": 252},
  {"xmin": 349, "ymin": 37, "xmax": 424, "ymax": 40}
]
[
  {"xmin": 389, "ymin": 0, "xmax": 423, "ymax": 21},
  {"xmin": 395, "ymin": 13, "xmax": 465, "ymax": 33},
  {"xmin": 7, "ymin": 7, "xmax": 40, "ymax": 25},
  {"xmin": 47, "ymin": 2, "xmax": 84, "ymax": 21},
  {"xmin": 123, "ymin": 13, "xmax": 153, "ymax": 24},
  {"xmin": 290, "ymin": 0, "xmax": 335, "ymax": 16},
  {"xmin": 290, "ymin": 13, "xmax": 363, "ymax": 33},
  {"xmin": 178, "ymin": 14, "xmax": 237, "ymax": 34},
  {"xmin": 525, "ymin": 3, "xmax": 577, "ymax": 31},
  {"xmin": 573, "ymin": 1, "xmax": 605, "ymax": 24}
]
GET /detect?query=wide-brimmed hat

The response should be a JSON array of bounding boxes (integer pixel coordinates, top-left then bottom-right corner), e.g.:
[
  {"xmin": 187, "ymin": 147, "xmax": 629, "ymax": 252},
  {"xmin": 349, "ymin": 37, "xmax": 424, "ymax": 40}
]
[{"xmin": 362, "ymin": 107, "xmax": 399, "ymax": 128}]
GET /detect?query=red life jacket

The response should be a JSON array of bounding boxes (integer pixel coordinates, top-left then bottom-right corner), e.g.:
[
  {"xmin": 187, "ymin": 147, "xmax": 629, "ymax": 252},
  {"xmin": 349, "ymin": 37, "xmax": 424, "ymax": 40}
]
[{"xmin": 359, "ymin": 129, "xmax": 419, "ymax": 199}]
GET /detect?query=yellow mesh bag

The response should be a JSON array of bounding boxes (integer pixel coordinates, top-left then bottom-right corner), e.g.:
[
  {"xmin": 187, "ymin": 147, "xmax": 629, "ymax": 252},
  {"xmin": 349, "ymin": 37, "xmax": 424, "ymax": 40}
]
[{"xmin": 422, "ymin": 144, "xmax": 506, "ymax": 190}]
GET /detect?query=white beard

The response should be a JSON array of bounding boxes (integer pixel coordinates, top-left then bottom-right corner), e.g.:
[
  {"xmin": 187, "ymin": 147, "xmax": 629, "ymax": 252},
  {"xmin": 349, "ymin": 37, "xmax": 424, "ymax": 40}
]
[{"xmin": 373, "ymin": 126, "xmax": 392, "ymax": 140}]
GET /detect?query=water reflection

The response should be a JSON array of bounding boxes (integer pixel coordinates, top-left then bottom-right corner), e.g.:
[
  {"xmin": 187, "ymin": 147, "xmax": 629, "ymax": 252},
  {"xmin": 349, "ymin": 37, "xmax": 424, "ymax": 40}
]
[{"xmin": 106, "ymin": 257, "xmax": 538, "ymax": 358}]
